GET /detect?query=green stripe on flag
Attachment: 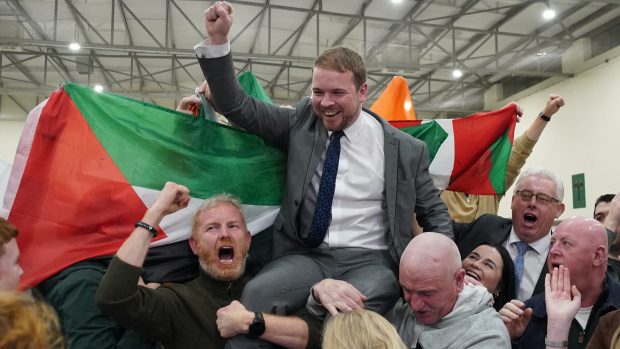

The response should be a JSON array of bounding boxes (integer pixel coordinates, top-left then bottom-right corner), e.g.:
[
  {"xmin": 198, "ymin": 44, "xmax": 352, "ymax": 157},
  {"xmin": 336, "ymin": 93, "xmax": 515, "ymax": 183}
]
[
  {"xmin": 63, "ymin": 82, "xmax": 285, "ymax": 205},
  {"xmin": 488, "ymin": 130, "xmax": 512, "ymax": 194},
  {"xmin": 238, "ymin": 71, "xmax": 273, "ymax": 104},
  {"xmin": 399, "ymin": 121, "xmax": 448, "ymax": 161}
]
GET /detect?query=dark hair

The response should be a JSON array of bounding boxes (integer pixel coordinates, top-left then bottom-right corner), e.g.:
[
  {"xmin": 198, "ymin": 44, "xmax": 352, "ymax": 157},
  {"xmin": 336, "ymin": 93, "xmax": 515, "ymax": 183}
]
[
  {"xmin": 491, "ymin": 244, "xmax": 516, "ymax": 310},
  {"xmin": 594, "ymin": 194, "xmax": 615, "ymax": 217},
  {"xmin": 467, "ymin": 242, "xmax": 515, "ymax": 311}
]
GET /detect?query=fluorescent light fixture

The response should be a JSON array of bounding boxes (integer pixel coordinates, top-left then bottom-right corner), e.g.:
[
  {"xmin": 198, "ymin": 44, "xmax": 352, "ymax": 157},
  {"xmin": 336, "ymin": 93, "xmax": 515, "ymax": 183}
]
[
  {"xmin": 452, "ymin": 69, "xmax": 463, "ymax": 78},
  {"xmin": 543, "ymin": 9, "xmax": 556, "ymax": 20},
  {"xmin": 536, "ymin": 51, "xmax": 547, "ymax": 57},
  {"xmin": 94, "ymin": 84, "xmax": 104, "ymax": 93},
  {"xmin": 391, "ymin": 0, "xmax": 403, "ymax": 4},
  {"xmin": 404, "ymin": 100, "xmax": 412, "ymax": 111},
  {"xmin": 69, "ymin": 42, "xmax": 81, "ymax": 51}
]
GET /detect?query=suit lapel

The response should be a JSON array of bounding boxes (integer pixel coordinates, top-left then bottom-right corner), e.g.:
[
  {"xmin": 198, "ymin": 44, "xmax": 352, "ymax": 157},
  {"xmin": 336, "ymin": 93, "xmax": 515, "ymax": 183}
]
[
  {"xmin": 303, "ymin": 120, "xmax": 328, "ymax": 196},
  {"xmin": 380, "ymin": 121, "xmax": 399, "ymax": 233}
]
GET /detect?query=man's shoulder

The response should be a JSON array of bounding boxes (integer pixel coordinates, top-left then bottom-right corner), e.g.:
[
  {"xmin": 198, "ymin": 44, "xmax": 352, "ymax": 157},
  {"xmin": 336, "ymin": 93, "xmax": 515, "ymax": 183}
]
[
  {"xmin": 475, "ymin": 213, "xmax": 512, "ymax": 225},
  {"xmin": 455, "ymin": 214, "xmax": 512, "ymax": 244},
  {"xmin": 604, "ymin": 276, "xmax": 620, "ymax": 308},
  {"xmin": 385, "ymin": 298, "xmax": 412, "ymax": 324}
]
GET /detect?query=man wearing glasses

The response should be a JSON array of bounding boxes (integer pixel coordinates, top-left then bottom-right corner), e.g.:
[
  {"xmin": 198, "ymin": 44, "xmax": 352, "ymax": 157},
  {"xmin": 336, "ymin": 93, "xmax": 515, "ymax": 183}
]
[{"xmin": 453, "ymin": 168, "xmax": 565, "ymax": 301}]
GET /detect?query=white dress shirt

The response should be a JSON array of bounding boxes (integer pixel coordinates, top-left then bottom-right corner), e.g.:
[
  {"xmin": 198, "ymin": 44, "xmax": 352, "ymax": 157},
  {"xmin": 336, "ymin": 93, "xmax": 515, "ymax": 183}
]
[
  {"xmin": 504, "ymin": 229, "xmax": 551, "ymax": 300},
  {"xmin": 309, "ymin": 111, "xmax": 387, "ymax": 249}
]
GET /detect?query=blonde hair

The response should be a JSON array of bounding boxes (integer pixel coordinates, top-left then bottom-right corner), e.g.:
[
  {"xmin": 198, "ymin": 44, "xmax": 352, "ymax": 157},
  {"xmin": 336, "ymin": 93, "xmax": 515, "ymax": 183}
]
[
  {"xmin": 611, "ymin": 325, "xmax": 620, "ymax": 349},
  {"xmin": 322, "ymin": 309, "xmax": 406, "ymax": 349},
  {"xmin": 0, "ymin": 291, "xmax": 64, "ymax": 349}
]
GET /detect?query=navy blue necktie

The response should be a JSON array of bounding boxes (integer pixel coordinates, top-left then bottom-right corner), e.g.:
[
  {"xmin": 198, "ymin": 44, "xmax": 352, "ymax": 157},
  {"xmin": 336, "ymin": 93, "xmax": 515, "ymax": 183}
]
[
  {"xmin": 304, "ymin": 131, "xmax": 345, "ymax": 248},
  {"xmin": 513, "ymin": 241, "xmax": 530, "ymax": 295}
]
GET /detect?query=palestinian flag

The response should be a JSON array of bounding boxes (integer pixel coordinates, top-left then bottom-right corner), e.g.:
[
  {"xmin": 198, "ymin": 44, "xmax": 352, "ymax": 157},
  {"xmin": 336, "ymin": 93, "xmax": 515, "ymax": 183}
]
[
  {"xmin": 3, "ymin": 82, "xmax": 285, "ymax": 289},
  {"xmin": 390, "ymin": 103, "xmax": 517, "ymax": 195}
]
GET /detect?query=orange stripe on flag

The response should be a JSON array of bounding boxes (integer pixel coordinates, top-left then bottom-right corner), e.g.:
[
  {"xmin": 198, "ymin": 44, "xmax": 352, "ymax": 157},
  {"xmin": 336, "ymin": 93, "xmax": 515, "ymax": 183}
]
[{"xmin": 370, "ymin": 76, "xmax": 416, "ymax": 121}]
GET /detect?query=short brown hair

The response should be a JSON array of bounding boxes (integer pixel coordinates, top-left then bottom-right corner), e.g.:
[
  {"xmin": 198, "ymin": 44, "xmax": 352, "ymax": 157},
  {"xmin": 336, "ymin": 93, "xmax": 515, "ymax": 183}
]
[
  {"xmin": 0, "ymin": 218, "xmax": 19, "ymax": 256},
  {"xmin": 314, "ymin": 47, "xmax": 366, "ymax": 90},
  {"xmin": 0, "ymin": 291, "xmax": 65, "ymax": 349}
]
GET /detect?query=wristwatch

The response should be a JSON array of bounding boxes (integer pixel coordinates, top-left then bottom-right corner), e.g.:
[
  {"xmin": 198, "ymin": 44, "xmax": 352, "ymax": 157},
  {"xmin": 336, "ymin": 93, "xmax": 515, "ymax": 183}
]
[
  {"xmin": 247, "ymin": 312, "xmax": 266, "ymax": 339},
  {"xmin": 539, "ymin": 112, "xmax": 551, "ymax": 122}
]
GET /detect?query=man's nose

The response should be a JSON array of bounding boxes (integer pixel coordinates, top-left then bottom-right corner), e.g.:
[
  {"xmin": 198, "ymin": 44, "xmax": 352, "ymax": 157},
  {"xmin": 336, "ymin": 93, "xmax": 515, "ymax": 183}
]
[
  {"xmin": 409, "ymin": 295, "xmax": 424, "ymax": 310},
  {"xmin": 321, "ymin": 94, "xmax": 334, "ymax": 106}
]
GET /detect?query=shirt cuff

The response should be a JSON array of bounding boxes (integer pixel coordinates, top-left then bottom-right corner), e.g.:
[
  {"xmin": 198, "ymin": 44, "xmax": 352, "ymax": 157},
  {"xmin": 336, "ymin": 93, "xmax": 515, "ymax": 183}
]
[
  {"xmin": 306, "ymin": 291, "xmax": 327, "ymax": 317},
  {"xmin": 194, "ymin": 39, "xmax": 231, "ymax": 58}
]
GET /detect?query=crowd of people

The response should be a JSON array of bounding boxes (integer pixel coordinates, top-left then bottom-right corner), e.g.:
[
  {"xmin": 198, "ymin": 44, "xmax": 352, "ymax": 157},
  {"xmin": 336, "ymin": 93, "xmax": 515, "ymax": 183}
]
[{"xmin": 1, "ymin": 1, "xmax": 620, "ymax": 348}]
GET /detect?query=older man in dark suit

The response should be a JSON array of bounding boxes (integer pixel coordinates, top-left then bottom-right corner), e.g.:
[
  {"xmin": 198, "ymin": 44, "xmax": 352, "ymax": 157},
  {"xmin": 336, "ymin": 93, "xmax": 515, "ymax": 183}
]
[
  {"xmin": 195, "ymin": 1, "xmax": 452, "ymax": 347},
  {"xmin": 454, "ymin": 167, "xmax": 565, "ymax": 301}
]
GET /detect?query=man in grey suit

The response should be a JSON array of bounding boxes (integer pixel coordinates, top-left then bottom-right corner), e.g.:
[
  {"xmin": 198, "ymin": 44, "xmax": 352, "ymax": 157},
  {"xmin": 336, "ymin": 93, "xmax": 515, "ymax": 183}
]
[{"xmin": 196, "ymin": 1, "xmax": 451, "ymax": 346}]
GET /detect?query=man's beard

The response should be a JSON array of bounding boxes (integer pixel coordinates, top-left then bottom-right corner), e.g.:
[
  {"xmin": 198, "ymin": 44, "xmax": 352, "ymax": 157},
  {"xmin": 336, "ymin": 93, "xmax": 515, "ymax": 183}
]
[{"xmin": 198, "ymin": 251, "xmax": 249, "ymax": 282}]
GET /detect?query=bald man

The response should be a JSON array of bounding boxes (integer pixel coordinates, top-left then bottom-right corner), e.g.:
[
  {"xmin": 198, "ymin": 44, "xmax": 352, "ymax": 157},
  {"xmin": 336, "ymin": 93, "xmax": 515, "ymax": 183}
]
[
  {"xmin": 501, "ymin": 217, "xmax": 620, "ymax": 349},
  {"xmin": 306, "ymin": 233, "xmax": 509, "ymax": 348}
]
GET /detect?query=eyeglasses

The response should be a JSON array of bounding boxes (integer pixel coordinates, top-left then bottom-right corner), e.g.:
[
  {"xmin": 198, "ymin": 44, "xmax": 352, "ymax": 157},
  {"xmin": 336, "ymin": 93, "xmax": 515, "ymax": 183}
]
[{"xmin": 515, "ymin": 190, "xmax": 560, "ymax": 205}]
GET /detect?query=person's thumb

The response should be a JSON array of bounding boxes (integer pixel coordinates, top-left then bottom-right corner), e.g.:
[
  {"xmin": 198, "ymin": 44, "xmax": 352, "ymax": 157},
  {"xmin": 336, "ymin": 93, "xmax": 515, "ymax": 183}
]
[{"xmin": 521, "ymin": 307, "xmax": 533, "ymax": 325}]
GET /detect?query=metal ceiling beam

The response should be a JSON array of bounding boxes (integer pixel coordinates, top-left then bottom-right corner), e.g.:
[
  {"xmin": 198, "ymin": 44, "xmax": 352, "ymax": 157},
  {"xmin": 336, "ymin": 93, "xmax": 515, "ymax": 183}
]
[
  {"xmin": 411, "ymin": 1, "xmax": 532, "ymax": 95},
  {"xmin": 0, "ymin": 37, "xmax": 574, "ymax": 79},
  {"xmin": 419, "ymin": 2, "xmax": 590, "ymax": 109},
  {"xmin": 65, "ymin": 0, "xmax": 124, "ymax": 91},
  {"xmin": 203, "ymin": 0, "xmax": 570, "ymax": 40},
  {"xmin": 265, "ymin": 0, "xmax": 320, "ymax": 93},
  {"xmin": 5, "ymin": 0, "xmax": 75, "ymax": 82},
  {"xmin": 365, "ymin": 0, "xmax": 480, "ymax": 102},
  {"xmin": 4, "ymin": 54, "xmax": 41, "ymax": 86}
]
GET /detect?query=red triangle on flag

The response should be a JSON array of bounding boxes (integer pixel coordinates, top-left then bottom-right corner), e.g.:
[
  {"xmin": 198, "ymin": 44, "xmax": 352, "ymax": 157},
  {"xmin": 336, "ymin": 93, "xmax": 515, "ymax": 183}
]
[{"xmin": 10, "ymin": 89, "xmax": 164, "ymax": 289}]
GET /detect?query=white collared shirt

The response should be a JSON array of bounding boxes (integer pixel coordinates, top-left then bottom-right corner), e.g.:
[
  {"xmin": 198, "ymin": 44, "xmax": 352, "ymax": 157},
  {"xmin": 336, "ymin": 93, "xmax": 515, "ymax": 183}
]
[
  {"xmin": 310, "ymin": 111, "xmax": 388, "ymax": 249},
  {"xmin": 504, "ymin": 229, "xmax": 551, "ymax": 300},
  {"xmin": 194, "ymin": 40, "xmax": 230, "ymax": 58}
]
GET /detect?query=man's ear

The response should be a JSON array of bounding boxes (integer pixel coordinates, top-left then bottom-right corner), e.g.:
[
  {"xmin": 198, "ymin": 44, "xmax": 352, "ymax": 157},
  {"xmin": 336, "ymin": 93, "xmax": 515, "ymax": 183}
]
[
  {"xmin": 556, "ymin": 202, "xmax": 566, "ymax": 218},
  {"xmin": 593, "ymin": 245, "xmax": 607, "ymax": 266},
  {"xmin": 455, "ymin": 268, "xmax": 466, "ymax": 292},
  {"xmin": 189, "ymin": 237, "xmax": 198, "ymax": 255}
]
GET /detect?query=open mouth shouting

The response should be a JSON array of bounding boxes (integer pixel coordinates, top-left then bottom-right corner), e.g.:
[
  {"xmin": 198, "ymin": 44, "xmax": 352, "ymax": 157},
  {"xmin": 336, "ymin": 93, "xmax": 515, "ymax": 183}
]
[
  {"xmin": 217, "ymin": 246, "xmax": 236, "ymax": 265},
  {"xmin": 524, "ymin": 213, "xmax": 537, "ymax": 223}
]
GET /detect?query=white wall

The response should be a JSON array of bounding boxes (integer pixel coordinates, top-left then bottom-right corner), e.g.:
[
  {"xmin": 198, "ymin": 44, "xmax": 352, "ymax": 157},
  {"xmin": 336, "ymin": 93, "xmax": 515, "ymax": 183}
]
[
  {"xmin": 0, "ymin": 120, "xmax": 25, "ymax": 164},
  {"xmin": 497, "ymin": 55, "xmax": 620, "ymax": 219}
]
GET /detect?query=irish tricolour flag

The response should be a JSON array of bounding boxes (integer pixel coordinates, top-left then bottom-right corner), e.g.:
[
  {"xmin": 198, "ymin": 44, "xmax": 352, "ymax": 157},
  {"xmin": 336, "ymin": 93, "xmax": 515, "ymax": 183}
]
[
  {"xmin": 3, "ymin": 82, "xmax": 285, "ymax": 289},
  {"xmin": 391, "ymin": 103, "xmax": 517, "ymax": 195}
]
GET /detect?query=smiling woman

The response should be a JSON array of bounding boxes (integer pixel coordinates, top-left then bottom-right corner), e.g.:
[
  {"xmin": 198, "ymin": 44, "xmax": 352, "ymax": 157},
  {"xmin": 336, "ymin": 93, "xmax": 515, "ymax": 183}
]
[{"xmin": 462, "ymin": 243, "xmax": 516, "ymax": 310}]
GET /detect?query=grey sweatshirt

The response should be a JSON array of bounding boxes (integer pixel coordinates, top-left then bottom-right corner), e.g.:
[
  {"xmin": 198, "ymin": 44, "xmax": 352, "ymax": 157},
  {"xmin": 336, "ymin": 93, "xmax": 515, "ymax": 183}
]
[{"xmin": 387, "ymin": 284, "xmax": 511, "ymax": 349}]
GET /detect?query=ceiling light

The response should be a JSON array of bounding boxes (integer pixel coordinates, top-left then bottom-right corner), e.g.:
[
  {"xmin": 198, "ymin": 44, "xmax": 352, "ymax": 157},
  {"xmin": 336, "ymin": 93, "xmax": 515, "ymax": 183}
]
[
  {"xmin": 536, "ymin": 51, "xmax": 547, "ymax": 57},
  {"xmin": 391, "ymin": 0, "xmax": 403, "ymax": 4},
  {"xmin": 69, "ymin": 42, "xmax": 81, "ymax": 51},
  {"xmin": 94, "ymin": 84, "xmax": 104, "ymax": 93},
  {"xmin": 543, "ymin": 9, "xmax": 556, "ymax": 20},
  {"xmin": 452, "ymin": 69, "xmax": 463, "ymax": 78},
  {"xmin": 404, "ymin": 100, "xmax": 412, "ymax": 111}
]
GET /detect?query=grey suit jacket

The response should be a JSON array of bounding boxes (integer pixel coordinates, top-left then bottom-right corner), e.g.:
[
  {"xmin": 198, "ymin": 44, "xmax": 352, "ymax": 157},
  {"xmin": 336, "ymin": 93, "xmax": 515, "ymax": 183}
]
[{"xmin": 198, "ymin": 53, "xmax": 452, "ymax": 263}]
